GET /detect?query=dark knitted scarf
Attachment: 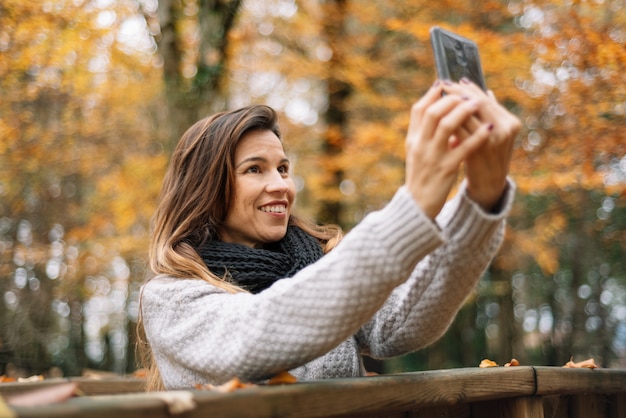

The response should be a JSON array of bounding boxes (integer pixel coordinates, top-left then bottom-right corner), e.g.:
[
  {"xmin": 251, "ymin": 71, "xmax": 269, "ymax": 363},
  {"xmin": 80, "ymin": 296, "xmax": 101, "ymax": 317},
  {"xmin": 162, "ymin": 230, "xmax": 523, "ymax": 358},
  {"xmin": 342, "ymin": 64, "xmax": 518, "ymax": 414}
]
[{"xmin": 196, "ymin": 226, "xmax": 324, "ymax": 294}]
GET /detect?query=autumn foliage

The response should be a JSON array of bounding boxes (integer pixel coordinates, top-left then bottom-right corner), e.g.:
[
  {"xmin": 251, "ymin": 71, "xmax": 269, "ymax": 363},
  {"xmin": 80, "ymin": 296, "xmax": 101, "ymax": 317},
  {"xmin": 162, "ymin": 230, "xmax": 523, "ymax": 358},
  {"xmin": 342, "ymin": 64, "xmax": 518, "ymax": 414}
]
[{"xmin": 0, "ymin": 0, "xmax": 625, "ymax": 378}]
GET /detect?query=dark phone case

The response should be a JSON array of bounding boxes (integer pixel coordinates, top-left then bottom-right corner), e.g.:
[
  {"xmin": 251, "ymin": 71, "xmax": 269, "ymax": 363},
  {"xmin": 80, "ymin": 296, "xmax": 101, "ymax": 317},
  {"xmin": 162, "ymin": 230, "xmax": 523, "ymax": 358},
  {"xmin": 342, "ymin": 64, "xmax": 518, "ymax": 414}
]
[{"xmin": 430, "ymin": 26, "xmax": 487, "ymax": 91}]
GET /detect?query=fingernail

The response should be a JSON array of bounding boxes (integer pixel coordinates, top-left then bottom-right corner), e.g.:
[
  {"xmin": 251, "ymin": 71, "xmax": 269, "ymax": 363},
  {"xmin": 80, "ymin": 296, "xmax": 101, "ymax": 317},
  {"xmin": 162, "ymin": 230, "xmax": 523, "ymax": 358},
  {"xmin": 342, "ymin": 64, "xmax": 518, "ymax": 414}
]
[
  {"xmin": 461, "ymin": 95, "xmax": 470, "ymax": 100},
  {"xmin": 461, "ymin": 77, "xmax": 471, "ymax": 84},
  {"xmin": 488, "ymin": 123, "xmax": 494, "ymax": 131},
  {"xmin": 442, "ymin": 80, "xmax": 453, "ymax": 86},
  {"xmin": 432, "ymin": 80, "xmax": 441, "ymax": 87}
]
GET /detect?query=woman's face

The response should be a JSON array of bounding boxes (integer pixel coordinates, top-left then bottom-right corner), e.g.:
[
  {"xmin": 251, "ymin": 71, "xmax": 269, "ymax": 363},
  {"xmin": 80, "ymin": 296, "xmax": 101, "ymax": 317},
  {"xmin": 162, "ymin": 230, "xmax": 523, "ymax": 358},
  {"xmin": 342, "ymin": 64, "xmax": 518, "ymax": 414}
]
[{"xmin": 220, "ymin": 129, "xmax": 296, "ymax": 248}]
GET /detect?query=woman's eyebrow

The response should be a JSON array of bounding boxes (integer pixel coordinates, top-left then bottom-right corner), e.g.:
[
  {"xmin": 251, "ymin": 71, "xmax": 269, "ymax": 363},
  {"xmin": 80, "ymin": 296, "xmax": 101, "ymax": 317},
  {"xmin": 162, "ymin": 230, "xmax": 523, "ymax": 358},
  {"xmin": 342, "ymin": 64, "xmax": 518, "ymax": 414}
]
[
  {"xmin": 236, "ymin": 156, "xmax": 289, "ymax": 168},
  {"xmin": 236, "ymin": 156, "xmax": 265, "ymax": 168}
]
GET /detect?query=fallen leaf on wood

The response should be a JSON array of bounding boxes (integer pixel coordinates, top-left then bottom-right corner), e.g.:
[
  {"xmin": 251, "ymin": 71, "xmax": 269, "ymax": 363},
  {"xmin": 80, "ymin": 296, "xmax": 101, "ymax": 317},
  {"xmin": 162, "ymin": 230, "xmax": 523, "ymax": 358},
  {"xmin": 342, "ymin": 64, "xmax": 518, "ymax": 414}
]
[
  {"xmin": 267, "ymin": 371, "xmax": 297, "ymax": 385},
  {"xmin": 562, "ymin": 357, "xmax": 598, "ymax": 369},
  {"xmin": 195, "ymin": 377, "xmax": 254, "ymax": 393},
  {"xmin": 479, "ymin": 359, "xmax": 498, "ymax": 368},
  {"xmin": 132, "ymin": 368, "xmax": 148, "ymax": 379},
  {"xmin": 0, "ymin": 375, "xmax": 16, "ymax": 383},
  {"xmin": 17, "ymin": 375, "xmax": 44, "ymax": 383},
  {"xmin": 504, "ymin": 359, "xmax": 520, "ymax": 367},
  {"xmin": 81, "ymin": 369, "xmax": 118, "ymax": 379}
]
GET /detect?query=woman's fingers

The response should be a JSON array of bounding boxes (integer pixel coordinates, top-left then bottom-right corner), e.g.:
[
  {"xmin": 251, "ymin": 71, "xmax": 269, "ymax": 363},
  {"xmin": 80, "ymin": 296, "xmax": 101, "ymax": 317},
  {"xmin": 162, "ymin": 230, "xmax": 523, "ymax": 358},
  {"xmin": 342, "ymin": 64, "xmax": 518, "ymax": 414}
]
[
  {"xmin": 452, "ymin": 121, "xmax": 493, "ymax": 158},
  {"xmin": 406, "ymin": 82, "xmax": 446, "ymax": 140},
  {"xmin": 404, "ymin": 83, "xmax": 494, "ymax": 219},
  {"xmin": 410, "ymin": 97, "xmax": 480, "ymax": 149},
  {"xmin": 441, "ymin": 78, "xmax": 521, "ymax": 211}
]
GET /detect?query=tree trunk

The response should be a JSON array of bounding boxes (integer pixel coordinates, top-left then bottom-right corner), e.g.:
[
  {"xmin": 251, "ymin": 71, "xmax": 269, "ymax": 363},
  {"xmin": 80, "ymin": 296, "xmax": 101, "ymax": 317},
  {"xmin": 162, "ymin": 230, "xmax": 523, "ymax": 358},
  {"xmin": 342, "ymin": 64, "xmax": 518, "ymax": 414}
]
[
  {"xmin": 156, "ymin": 0, "xmax": 243, "ymax": 150},
  {"xmin": 318, "ymin": 0, "xmax": 350, "ymax": 226}
]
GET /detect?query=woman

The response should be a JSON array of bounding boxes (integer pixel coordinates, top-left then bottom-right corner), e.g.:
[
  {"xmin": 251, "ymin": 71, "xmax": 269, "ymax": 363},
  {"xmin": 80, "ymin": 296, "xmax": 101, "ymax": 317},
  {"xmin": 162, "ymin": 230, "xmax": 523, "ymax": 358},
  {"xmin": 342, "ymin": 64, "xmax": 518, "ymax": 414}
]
[{"xmin": 140, "ymin": 79, "xmax": 520, "ymax": 390}]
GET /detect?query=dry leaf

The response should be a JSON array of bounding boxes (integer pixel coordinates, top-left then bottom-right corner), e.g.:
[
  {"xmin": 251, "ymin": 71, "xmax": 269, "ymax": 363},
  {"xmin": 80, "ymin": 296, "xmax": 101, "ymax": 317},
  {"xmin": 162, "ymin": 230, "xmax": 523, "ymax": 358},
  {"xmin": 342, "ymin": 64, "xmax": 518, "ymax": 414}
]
[
  {"xmin": 562, "ymin": 357, "xmax": 598, "ymax": 369},
  {"xmin": 267, "ymin": 371, "xmax": 297, "ymax": 385},
  {"xmin": 195, "ymin": 377, "xmax": 254, "ymax": 393},
  {"xmin": 479, "ymin": 359, "xmax": 498, "ymax": 368},
  {"xmin": 504, "ymin": 359, "xmax": 520, "ymax": 367},
  {"xmin": 195, "ymin": 371, "xmax": 296, "ymax": 392},
  {"xmin": 132, "ymin": 368, "xmax": 148, "ymax": 379},
  {"xmin": 17, "ymin": 375, "xmax": 44, "ymax": 383},
  {"xmin": 0, "ymin": 375, "xmax": 16, "ymax": 383}
]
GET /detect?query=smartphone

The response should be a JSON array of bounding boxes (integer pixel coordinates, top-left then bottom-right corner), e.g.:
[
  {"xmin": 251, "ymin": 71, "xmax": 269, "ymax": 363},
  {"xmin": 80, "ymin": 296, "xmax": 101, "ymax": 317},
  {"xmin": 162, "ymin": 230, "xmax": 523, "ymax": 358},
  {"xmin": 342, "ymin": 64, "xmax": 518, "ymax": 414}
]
[{"xmin": 430, "ymin": 26, "xmax": 487, "ymax": 91}]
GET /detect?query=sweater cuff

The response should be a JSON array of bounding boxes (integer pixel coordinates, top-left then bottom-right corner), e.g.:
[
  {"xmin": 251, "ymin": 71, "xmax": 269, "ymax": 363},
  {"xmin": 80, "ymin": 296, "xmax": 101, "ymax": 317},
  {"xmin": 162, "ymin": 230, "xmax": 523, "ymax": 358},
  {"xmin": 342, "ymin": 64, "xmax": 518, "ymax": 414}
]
[
  {"xmin": 368, "ymin": 186, "xmax": 445, "ymax": 264},
  {"xmin": 438, "ymin": 177, "xmax": 515, "ymax": 245},
  {"xmin": 461, "ymin": 177, "xmax": 516, "ymax": 218}
]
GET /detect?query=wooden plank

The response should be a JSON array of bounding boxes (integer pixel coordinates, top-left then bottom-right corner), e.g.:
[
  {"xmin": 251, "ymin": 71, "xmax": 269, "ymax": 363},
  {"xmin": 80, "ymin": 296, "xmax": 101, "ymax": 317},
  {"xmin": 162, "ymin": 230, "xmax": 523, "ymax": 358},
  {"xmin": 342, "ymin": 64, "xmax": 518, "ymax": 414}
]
[
  {"xmin": 10, "ymin": 368, "xmax": 535, "ymax": 418},
  {"xmin": 535, "ymin": 367, "xmax": 626, "ymax": 396},
  {"xmin": 472, "ymin": 397, "xmax": 544, "ymax": 418},
  {"xmin": 10, "ymin": 393, "xmax": 173, "ymax": 418},
  {"xmin": 0, "ymin": 377, "xmax": 146, "ymax": 397},
  {"xmin": 70, "ymin": 377, "xmax": 146, "ymax": 395},
  {"xmin": 568, "ymin": 394, "xmax": 608, "ymax": 418},
  {"xmin": 185, "ymin": 367, "xmax": 536, "ymax": 418},
  {"xmin": 609, "ymin": 394, "xmax": 626, "ymax": 418},
  {"xmin": 327, "ymin": 411, "xmax": 407, "ymax": 418},
  {"xmin": 542, "ymin": 395, "xmax": 568, "ymax": 418},
  {"xmin": 408, "ymin": 403, "xmax": 471, "ymax": 417},
  {"xmin": 7, "ymin": 367, "xmax": 626, "ymax": 418}
]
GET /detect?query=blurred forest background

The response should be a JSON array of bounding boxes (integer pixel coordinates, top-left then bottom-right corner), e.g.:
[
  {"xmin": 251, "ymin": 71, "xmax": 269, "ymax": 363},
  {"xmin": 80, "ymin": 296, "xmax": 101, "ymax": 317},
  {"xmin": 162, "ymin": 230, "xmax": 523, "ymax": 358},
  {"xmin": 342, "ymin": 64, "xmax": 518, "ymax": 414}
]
[{"xmin": 1, "ymin": 0, "xmax": 625, "ymax": 378}]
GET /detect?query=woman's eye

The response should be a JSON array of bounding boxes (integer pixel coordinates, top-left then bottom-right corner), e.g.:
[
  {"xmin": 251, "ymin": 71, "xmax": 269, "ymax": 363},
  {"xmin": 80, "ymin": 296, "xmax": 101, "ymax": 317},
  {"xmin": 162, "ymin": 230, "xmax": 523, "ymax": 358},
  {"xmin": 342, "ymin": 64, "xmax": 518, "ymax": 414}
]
[
  {"xmin": 246, "ymin": 165, "xmax": 261, "ymax": 173},
  {"xmin": 278, "ymin": 165, "xmax": 289, "ymax": 175}
]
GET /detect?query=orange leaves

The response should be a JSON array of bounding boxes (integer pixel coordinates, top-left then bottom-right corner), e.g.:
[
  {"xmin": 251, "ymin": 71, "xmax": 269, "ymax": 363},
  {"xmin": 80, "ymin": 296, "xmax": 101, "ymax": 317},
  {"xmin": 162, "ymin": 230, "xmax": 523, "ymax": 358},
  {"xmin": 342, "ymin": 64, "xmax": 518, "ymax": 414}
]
[
  {"xmin": 195, "ymin": 377, "xmax": 254, "ymax": 393},
  {"xmin": 562, "ymin": 357, "xmax": 598, "ymax": 369},
  {"xmin": 514, "ymin": 230, "xmax": 560, "ymax": 275},
  {"xmin": 505, "ymin": 359, "xmax": 521, "ymax": 367},
  {"xmin": 267, "ymin": 371, "xmax": 298, "ymax": 385},
  {"xmin": 384, "ymin": 18, "xmax": 405, "ymax": 33},
  {"xmin": 0, "ymin": 374, "xmax": 44, "ymax": 383},
  {"xmin": 479, "ymin": 358, "xmax": 520, "ymax": 368},
  {"xmin": 479, "ymin": 358, "xmax": 599, "ymax": 369},
  {"xmin": 195, "ymin": 372, "xmax": 297, "ymax": 393},
  {"xmin": 479, "ymin": 359, "xmax": 499, "ymax": 368}
]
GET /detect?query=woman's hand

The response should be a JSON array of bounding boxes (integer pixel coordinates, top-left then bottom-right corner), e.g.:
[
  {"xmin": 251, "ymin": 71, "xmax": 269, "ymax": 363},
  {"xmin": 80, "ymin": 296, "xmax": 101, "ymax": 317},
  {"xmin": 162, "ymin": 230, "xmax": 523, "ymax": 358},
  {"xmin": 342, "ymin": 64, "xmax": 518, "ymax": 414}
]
[
  {"xmin": 443, "ymin": 80, "xmax": 521, "ymax": 211},
  {"xmin": 404, "ymin": 82, "xmax": 493, "ymax": 219}
]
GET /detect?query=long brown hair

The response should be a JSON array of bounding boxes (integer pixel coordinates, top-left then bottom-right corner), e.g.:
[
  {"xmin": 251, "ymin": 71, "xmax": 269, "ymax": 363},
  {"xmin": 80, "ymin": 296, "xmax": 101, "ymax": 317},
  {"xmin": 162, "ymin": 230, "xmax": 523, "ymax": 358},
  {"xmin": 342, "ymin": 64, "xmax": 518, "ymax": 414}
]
[{"xmin": 138, "ymin": 105, "xmax": 342, "ymax": 390}]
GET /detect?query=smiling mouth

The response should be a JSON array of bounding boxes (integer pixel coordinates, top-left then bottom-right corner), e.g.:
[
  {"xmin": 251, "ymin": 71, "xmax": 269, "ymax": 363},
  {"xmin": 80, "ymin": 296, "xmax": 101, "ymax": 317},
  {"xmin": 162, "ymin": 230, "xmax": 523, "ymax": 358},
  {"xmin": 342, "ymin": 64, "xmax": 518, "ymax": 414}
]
[{"xmin": 259, "ymin": 205, "xmax": 287, "ymax": 214}]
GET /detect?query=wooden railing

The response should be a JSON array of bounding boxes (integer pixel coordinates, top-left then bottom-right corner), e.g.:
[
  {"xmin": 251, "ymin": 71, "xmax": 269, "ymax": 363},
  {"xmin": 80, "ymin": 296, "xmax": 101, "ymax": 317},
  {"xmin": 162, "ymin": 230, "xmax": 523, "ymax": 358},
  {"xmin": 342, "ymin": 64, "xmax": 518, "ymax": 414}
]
[{"xmin": 2, "ymin": 366, "xmax": 626, "ymax": 417}]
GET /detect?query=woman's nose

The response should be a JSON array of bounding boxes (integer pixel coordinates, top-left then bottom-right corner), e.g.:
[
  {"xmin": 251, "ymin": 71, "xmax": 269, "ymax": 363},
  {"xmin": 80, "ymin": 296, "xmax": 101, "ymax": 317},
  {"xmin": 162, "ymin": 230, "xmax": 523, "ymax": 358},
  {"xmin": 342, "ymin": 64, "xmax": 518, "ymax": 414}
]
[{"xmin": 265, "ymin": 171, "xmax": 289, "ymax": 193}]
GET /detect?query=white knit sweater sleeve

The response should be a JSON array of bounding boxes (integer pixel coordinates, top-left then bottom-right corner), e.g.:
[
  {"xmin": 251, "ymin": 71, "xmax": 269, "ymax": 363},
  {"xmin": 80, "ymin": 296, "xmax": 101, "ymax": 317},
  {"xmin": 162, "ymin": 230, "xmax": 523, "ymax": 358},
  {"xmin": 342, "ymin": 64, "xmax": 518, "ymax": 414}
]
[
  {"xmin": 141, "ymin": 186, "xmax": 444, "ymax": 387},
  {"xmin": 356, "ymin": 179, "xmax": 515, "ymax": 358}
]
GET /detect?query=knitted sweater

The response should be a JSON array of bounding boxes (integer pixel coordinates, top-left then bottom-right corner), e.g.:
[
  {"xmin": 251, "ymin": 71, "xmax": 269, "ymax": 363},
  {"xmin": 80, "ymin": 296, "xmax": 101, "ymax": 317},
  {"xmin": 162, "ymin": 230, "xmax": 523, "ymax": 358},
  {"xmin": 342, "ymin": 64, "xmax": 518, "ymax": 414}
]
[{"xmin": 141, "ymin": 181, "xmax": 515, "ymax": 389}]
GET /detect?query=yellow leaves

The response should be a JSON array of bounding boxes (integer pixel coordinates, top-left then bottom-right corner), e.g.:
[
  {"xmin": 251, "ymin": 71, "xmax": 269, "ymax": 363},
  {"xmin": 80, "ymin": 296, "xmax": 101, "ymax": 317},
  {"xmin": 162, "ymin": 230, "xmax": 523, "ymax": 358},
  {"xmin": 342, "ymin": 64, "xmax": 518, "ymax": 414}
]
[
  {"xmin": 267, "ymin": 371, "xmax": 298, "ymax": 385},
  {"xmin": 513, "ymin": 167, "xmax": 607, "ymax": 196},
  {"xmin": 505, "ymin": 359, "xmax": 520, "ymax": 367},
  {"xmin": 513, "ymin": 210, "xmax": 566, "ymax": 275},
  {"xmin": 479, "ymin": 359, "xmax": 499, "ymax": 368},
  {"xmin": 505, "ymin": 4, "xmax": 626, "ymax": 204},
  {"xmin": 195, "ymin": 372, "xmax": 297, "ymax": 393},
  {"xmin": 480, "ymin": 358, "xmax": 600, "ymax": 369},
  {"xmin": 385, "ymin": 18, "xmax": 405, "ymax": 32},
  {"xmin": 0, "ymin": 0, "xmax": 165, "ymax": 291},
  {"xmin": 562, "ymin": 357, "xmax": 598, "ymax": 369},
  {"xmin": 195, "ymin": 377, "xmax": 254, "ymax": 393},
  {"xmin": 479, "ymin": 358, "xmax": 521, "ymax": 368},
  {"xmin": 596, "ymin": 41, "xmax": 626, "ymax": 71},
  {"xmin": 90, "ymin": 153, "xmax": 166, "ymax": 238}
]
